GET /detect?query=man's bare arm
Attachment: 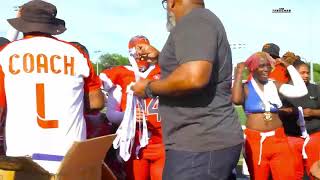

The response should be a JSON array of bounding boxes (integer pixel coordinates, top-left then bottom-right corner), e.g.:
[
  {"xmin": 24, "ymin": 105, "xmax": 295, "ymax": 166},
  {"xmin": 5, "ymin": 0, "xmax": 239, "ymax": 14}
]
[{"xmin": 149, "ymin": 60, "xmax": 212, "ymax": 96}]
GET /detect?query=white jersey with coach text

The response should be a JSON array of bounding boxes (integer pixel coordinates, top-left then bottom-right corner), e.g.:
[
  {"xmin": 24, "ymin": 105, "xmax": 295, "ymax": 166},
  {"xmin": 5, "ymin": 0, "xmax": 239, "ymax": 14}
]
[{"xmin": 0, "ymin": 36, "xmax": 100, "ymax": 173}]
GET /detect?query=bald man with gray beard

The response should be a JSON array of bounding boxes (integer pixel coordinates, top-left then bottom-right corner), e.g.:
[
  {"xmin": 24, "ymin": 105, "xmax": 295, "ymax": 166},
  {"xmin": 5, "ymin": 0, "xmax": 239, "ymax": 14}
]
[{"xmin": 132, "ymin": 0, "xmax": 243, "ymax": 179}]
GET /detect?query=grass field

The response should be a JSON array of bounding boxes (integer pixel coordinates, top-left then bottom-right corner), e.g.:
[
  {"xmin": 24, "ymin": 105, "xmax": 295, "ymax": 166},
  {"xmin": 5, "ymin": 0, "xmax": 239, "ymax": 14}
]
[
  {"xmin": 234, "ymin": 106, "xmax": 249, "ymax": 178},
  {"xmin": 235, "ymin": 106, "xmax": 246, "ymax": 125}
]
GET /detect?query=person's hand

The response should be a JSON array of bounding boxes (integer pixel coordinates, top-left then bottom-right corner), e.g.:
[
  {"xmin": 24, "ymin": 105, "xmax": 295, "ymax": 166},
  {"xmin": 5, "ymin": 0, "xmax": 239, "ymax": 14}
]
[
  {"xmin": 274, "ymin": 58, "xmax": 282, "ymax": 65},
  {"xmin": 278, "ymin": 58, "xmax": 290, "ymax": 68},
  {"xmin": 135, "ymin": 44, "xmax": 159, "ymax": 64},
  {"xmin": 131, "ymin": 79, "xmax": 151, "ymax": 98},
  {"xmin": 235, "ymin": 62, "xmax": 246, "ymax": 74},
  {"xmin": 310, "ymin": 160, "xmax": 320, "ymax": 179},
  {"xmin": 304, "ymin": 108, "xmax": 314, "ymax": 117},
  {"xmin": 136, "ymin": 106, "xmax": 145, "ymax": 123},
  {"xmin": 279, "ymin": 107, "xmax": 298, "ymax": 116}
]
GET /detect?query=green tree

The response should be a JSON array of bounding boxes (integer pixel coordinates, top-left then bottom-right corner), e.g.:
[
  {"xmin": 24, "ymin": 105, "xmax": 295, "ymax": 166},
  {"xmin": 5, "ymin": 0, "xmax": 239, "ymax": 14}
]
[
  {"xmin": 92, "ymin": 53, "xmax": 129, "ymax": 74},
  {"xmin": 100, "ymin": 53, "xmax": 129, "ymax": 67},
  {"xmin": 312, "ymin": 63, "xmax": 320, "ymax": 84}
]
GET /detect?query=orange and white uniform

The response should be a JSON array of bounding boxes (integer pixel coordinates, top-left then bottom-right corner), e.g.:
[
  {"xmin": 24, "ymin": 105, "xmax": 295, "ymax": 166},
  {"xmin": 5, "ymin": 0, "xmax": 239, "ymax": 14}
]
[
  {"xmin": 0, "ymin": 35, "xmax": 101, "ymax": 173},
  {"xmin": 100, "ymin": 65, "xmax": 165, "ymax": 180}
]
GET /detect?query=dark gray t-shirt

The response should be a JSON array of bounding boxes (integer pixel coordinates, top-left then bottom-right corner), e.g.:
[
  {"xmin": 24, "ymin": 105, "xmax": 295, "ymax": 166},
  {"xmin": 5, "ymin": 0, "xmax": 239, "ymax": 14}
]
[{"xmin": 159, "ymin": 8, "xmax": 243, "ymax": 152}]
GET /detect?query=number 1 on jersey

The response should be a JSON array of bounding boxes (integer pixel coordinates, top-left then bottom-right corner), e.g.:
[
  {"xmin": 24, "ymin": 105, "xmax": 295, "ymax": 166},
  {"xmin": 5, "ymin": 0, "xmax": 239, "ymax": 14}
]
[{"xmin": 36, "ymin": 83, "xmax": 59, "ymax": 128}]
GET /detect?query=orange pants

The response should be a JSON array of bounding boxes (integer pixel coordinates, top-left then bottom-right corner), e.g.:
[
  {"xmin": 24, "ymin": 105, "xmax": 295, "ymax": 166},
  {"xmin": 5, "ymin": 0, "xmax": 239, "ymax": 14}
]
[
  {"xmin": 244, "ymin": 128, "xmax": 295, "ymax": 180},
  {"xmin": 288, "ymin": 131, "xmax": 320, "ymax": 180},
  {"xmin": 126, "ymin": 143, "xmax": 165, "ymax": 180}
]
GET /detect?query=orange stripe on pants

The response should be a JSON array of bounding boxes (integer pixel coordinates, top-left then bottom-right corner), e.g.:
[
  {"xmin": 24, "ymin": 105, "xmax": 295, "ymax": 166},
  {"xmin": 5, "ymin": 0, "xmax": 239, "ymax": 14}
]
[{"xmin": 244, "ymin": 127, "xmax": 295, "ymax": 180}]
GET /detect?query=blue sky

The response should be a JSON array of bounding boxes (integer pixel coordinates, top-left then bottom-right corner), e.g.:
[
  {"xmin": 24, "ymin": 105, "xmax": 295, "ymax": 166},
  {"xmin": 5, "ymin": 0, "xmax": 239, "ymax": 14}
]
[{"xmin": 0, "ymin": 0, "xmax": 319, "ymax": 63}]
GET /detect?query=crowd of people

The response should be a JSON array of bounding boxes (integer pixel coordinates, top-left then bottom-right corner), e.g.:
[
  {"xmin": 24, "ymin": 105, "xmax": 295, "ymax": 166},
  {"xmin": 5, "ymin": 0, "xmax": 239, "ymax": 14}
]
[{"xmin": 0, "ymin": 0, "xmax": 319, "ymax": 180}]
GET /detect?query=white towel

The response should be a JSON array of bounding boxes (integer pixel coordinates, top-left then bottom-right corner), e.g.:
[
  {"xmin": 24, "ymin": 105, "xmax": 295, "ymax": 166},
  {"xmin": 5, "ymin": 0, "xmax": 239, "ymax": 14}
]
[
  {"xmin": 113, "ymin": 83, "xmax": 137, "ymax": 161},
  {"xmin": 112, "ymin": 54, "xmax": 149, "ymax": 161},
  {"xmin": 297, "ymin": 106, "xmax": 310, "ymax": 159},
  {"xmin": 251, "ymin": 79, "xmax": 282, "ymax": 111}
]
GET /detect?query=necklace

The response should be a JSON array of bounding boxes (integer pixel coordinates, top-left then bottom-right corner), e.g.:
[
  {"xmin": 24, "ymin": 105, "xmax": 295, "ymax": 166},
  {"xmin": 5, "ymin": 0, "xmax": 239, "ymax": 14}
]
[
  {"xmin": 264, "ymin": 111, "xmax": 272, "ymax": 121},
  {"xmin": 251, "ymin": 79, "xmax": 273, "ymax": 122}
]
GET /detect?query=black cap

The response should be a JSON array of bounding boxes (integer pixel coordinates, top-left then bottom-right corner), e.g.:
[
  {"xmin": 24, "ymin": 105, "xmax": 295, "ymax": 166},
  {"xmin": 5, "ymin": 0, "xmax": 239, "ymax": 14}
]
[{"xmin": 262, "ymin": 43, "xmax": 280, "ymax": 58}]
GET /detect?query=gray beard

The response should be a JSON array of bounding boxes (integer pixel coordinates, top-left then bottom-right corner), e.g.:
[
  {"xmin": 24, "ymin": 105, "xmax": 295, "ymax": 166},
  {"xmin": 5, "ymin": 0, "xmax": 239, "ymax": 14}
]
[{"xmin": 166, "ymin": 11, "xmax": 176, "ymax": 32}]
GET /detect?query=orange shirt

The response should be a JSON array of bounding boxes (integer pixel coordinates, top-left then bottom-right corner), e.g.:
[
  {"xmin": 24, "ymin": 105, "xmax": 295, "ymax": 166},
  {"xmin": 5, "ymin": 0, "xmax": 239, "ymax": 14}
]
[{"xmin": 269, "ymin": 63, "xmax": 290, "ymax": 84}]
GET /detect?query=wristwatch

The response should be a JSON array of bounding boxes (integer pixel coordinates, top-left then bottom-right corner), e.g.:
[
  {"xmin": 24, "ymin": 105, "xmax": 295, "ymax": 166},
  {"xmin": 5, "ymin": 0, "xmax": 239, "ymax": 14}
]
[{"xmin": 144, "ymin": 81, "xmax": 156, "ymax": 98}]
